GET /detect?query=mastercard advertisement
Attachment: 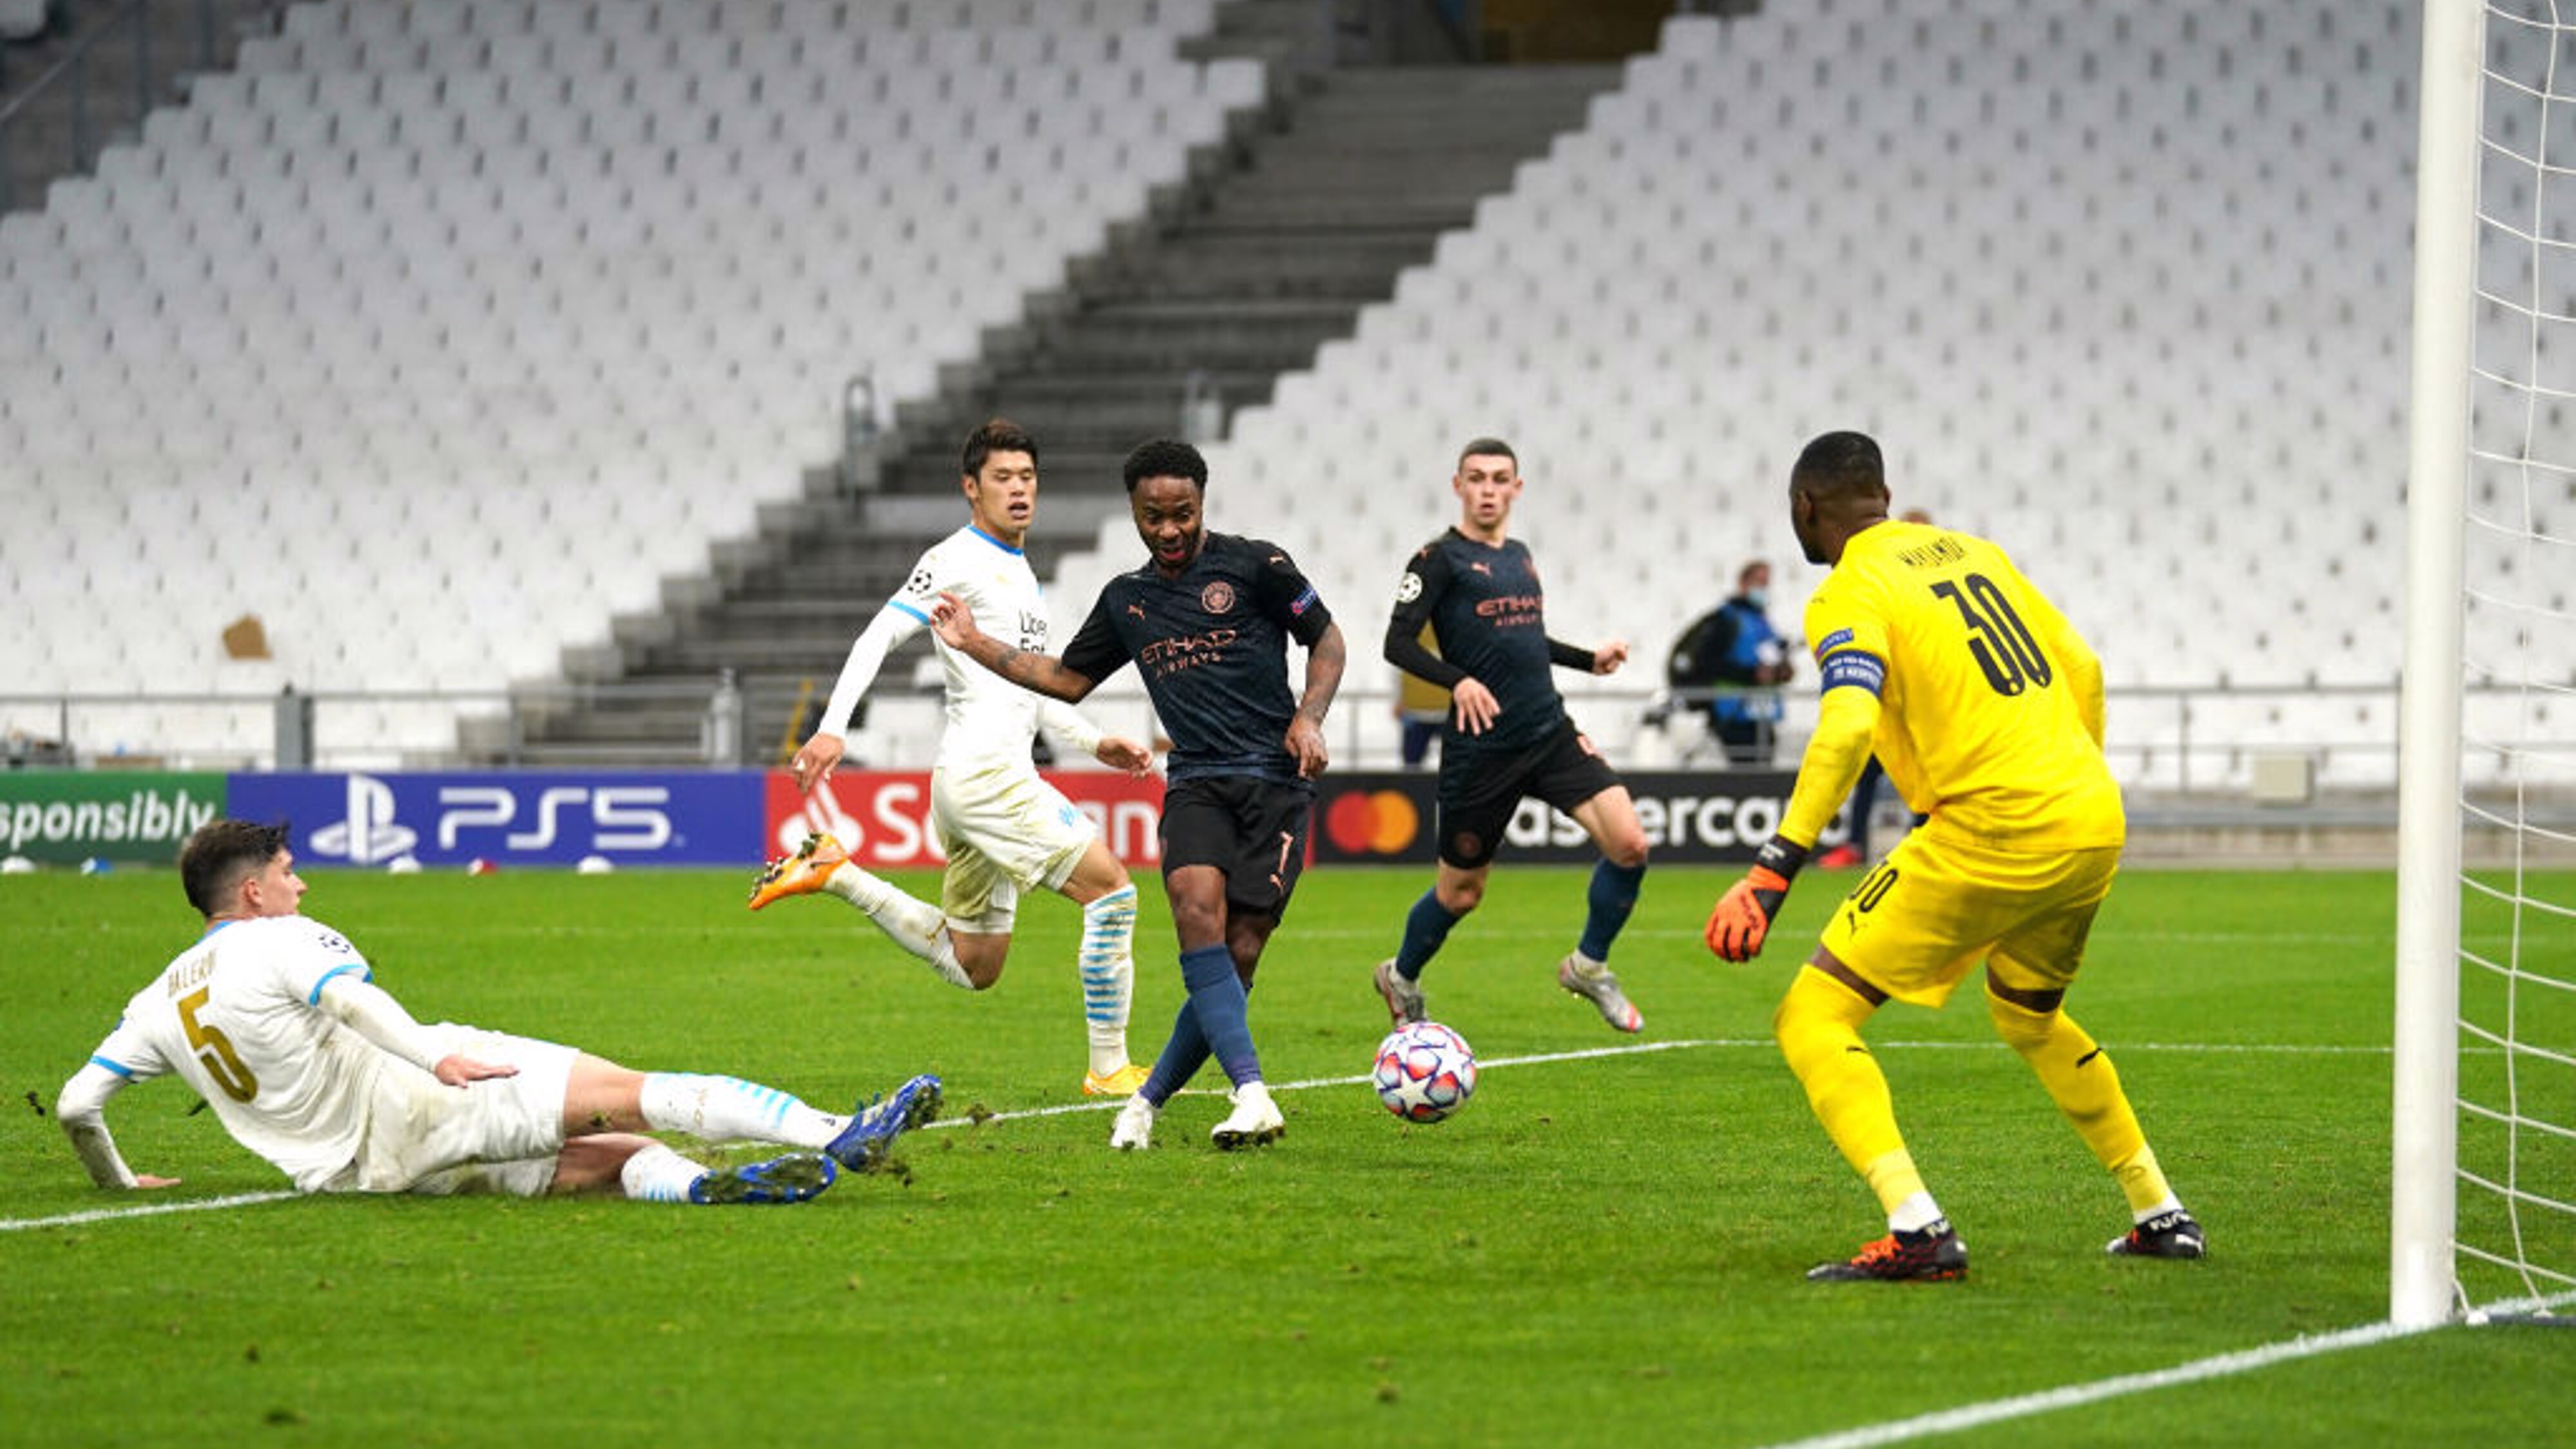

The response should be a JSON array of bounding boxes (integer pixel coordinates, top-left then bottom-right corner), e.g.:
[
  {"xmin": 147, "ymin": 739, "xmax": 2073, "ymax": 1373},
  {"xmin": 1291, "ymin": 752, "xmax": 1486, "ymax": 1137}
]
[{"xmin": 1311, "ymin": 771, "xmax": 1816, "ymax": 866}]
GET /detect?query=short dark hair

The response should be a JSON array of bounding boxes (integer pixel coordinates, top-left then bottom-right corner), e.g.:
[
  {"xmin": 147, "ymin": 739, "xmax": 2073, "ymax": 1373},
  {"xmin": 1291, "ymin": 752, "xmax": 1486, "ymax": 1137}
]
[
  {"xmin": 1457, "ymin": 437, "xmax": 1517, "ymax": 469},
  {"xmin": 1792, "ymin": 430, "xmax": 1886, "ymax": 498},
  {"xmin": 180, "ymin": 818, "xmax": 290, "ymax": 918},
  {"xmin": 963, "ymin": 417, "xmax": 1038, "ymax": 478},
  {"xmin": 1122, "ymin": 438, "xmax": 1206, "ymax": 493}
]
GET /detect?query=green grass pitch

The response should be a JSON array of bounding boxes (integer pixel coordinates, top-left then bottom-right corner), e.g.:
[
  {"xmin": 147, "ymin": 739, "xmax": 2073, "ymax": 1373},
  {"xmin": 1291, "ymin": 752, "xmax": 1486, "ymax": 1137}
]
[{"xmin": 2, "ymin": 862, "xmax": 2567, "ymax": 1446}]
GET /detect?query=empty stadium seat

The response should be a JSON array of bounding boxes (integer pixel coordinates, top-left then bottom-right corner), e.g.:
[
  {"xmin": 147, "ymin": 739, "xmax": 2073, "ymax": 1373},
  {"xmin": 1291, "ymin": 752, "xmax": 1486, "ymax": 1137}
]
[{"xmin": 8, "ymin": 0, "xmax": 1247, "ymax": 765}]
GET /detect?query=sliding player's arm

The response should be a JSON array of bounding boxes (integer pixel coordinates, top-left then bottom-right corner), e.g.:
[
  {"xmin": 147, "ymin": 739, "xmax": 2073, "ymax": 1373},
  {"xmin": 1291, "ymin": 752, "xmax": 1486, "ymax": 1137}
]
[
  {"xmin": 316, "ymin": 975, "xmax": 517, "ymax": 1088},
  {"xmin": 57, "ymin": 1023, "xmax": 179, "ymax": 1190}
]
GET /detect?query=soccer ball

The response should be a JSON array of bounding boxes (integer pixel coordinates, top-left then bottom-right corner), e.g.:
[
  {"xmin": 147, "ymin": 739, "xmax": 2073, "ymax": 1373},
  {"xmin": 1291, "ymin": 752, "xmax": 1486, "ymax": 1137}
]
[{"xmin": 1372, "ymin": 1021, "xmax": 1478, "ymax": 1124}]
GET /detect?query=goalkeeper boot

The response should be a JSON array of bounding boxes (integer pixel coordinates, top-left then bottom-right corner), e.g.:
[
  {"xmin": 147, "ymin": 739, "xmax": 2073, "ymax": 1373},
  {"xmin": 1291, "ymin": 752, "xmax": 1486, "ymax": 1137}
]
[
  {"xmin": 826, "ymin": 1072, "xmax": 942, "ymax": 1173},
  {"xmin": 1109, "ymin": 1094, "xmax": 1158, "ymax": 1151},
  {"xmin": 1807, "ymin": 1221, "xmax": 1969, "ymax": 1282},
  {"xmin": 1558, "ymin": 952, "xmax": 1644, "ymax": 1034},
  {"xmin": 1209, "ymin": 1081, "xmax": 1285, "ymax": 1150},
  {"xmin": 1083, "ymin": 1062, "xmax": 1151, "ymax": 1097},
  {"xmin": 688, "ymin": 1152, "xmax": 837, "ymax": 1205},
  {"xmin": 2107, "ymin": 1208, "xmax": 2206, "ymax": 1260},
  {"xmin": 1374, "ymin": 958, "xmax": 1427, "ymax": 1027},
  {"xmin": 747, "ymin": 831, "xmax": 849, "ymax": 911}
]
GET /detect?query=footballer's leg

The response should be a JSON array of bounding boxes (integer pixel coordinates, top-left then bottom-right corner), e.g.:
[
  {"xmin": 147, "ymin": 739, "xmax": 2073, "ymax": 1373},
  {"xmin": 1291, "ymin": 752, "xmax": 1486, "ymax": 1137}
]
[
  {"xmin": 1378, "ymin": 755, "xmax": 1508, "ymax": 1027},
  {"xmin": 1379, "ymin": 860, "xmax": 1481, "ymax": 1025},
  {"xmin": 563, "ymin": 1054, "xmax": 940, "ymax": 1177},
  {"xmin": 1060, "ymin": 838, "xmax": 1144, "ymax": 1095},
  {"xmin": 1985, "ymin": 850, "xmax": 2201, "ymax": 1258},
  {"xmin": 1777, "ymin": 955, "xmax": 1964, "ymax": 1281},
  {"xmin": 748, "ymin": 831, "xmax": 972, "ymax": 989},
  {"xmin": 1560, "ymin": 781, "xmax": 1649, "ymax": 1033}
]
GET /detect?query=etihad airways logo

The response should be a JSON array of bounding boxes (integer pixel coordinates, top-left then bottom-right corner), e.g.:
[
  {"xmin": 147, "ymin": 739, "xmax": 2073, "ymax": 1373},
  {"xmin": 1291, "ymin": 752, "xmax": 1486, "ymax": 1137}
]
[{"xmin": 1138, "ymin": 628, "xmax": 1238, "ymax": 678}]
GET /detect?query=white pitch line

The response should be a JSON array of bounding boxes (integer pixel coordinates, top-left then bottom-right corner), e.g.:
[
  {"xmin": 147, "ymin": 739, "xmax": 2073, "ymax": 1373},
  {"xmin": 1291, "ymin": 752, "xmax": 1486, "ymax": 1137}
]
[
  {"xmin": 0, "ymin": 1189, "xmax": 297, "ymax": 1233},
  {"xmin": 1746, "ymin": 1287, "xmax": 2576, "ymax": 1449},
  {"xmin": 1747, "ymin": 1321, "xmax": 2443, "ymax": 1449},
  {"xmin": 0, "ymin": 1036, "xmax": 2398, "ymax": 1230}
]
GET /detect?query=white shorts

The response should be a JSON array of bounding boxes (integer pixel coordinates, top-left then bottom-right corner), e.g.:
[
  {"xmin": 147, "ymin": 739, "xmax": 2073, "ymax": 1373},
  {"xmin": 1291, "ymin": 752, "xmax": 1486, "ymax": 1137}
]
[
  {"xmin": 932, "ymin": 759, "xmax": 1097, "ymax": 933},
  {"xmin": 338, "ymin": 1025, "xmax": 575, "ymax": 1197}
]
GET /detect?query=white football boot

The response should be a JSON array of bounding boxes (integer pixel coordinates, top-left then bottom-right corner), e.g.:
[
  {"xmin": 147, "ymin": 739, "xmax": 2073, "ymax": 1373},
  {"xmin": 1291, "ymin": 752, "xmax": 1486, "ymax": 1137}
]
[
  {"xmin": 1109, "ymin": 1094, "xmax": 1159, "ymax": 1151},
  {"xmin": 1209, "ymin": 1081, "xmax": 1285, "ymax": 1150}
]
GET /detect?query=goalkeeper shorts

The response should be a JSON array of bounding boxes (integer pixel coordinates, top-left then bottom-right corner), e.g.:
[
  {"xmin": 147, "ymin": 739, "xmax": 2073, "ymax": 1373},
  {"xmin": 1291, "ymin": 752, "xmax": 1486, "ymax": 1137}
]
[{"xmin": 1818, "ymin": 829, "xmax": 2123, "ymax": 1009}]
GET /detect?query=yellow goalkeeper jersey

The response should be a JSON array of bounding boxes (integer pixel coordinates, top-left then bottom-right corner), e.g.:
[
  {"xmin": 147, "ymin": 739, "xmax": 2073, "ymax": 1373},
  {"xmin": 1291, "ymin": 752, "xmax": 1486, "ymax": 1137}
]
[{"xmin": 1803, "ymin": 520, "xmax": 2125, "ymax": 851}]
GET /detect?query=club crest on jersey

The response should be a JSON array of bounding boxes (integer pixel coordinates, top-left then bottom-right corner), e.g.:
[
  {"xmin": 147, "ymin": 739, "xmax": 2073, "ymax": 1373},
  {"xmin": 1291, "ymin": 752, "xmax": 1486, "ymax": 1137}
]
[{"xmin": 1200, "ymin": 581, "xmax": 1236, "ymax": 614}]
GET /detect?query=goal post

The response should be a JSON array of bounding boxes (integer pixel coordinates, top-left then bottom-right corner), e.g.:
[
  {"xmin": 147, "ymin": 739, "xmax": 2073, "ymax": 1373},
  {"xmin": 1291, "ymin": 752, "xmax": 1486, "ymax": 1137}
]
[{"xmin": 2391, "ymin": 0, "xmax": 2479, "ymax": 1332}]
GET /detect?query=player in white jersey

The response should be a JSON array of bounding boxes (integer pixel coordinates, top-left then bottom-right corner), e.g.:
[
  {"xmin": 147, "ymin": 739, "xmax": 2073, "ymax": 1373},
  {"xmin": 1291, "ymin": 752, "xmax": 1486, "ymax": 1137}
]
[
  {"xmin": 752, "ymin": 419, "xmax": 1157, "ymax": 1097},
  {"xmin": 56, "ymin": 820, "xmax": 942, "ymax": 1204}
]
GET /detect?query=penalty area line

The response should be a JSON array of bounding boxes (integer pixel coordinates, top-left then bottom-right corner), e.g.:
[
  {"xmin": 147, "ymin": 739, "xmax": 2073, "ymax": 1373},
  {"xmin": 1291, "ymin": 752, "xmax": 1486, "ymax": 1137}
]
[{"xmin": 1749, "ymin": 1318, "xmax": 2448, "ymax": 1449}]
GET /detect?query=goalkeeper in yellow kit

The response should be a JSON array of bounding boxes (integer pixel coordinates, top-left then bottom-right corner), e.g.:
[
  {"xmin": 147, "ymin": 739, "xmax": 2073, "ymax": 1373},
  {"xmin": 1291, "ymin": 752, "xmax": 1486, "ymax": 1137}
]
[{"xmin": 1705, "ymin": 431, "xmax": 2202, "ymax": 1282}]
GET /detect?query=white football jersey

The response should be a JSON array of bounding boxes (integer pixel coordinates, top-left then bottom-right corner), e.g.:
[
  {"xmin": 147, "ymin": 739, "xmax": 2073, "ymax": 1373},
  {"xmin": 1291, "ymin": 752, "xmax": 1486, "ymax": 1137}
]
[
  {"xmin": 873, "ymin": 526, "xmax": 1082, "ymax": 771},
  {"xmin": 88, "ymin": 916, "xmax": 389, "ymax": 1191}
]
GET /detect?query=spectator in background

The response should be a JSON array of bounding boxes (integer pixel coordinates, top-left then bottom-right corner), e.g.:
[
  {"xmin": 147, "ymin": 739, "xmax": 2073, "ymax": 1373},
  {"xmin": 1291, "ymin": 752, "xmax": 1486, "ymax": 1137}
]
[
  {"xmin": 1672, "ymin": 560, "xmax": 1794, "ymax": 766},
  {"xmin": 1395, "ymin": 623, "xmax": 1450, "ymax": 769}
]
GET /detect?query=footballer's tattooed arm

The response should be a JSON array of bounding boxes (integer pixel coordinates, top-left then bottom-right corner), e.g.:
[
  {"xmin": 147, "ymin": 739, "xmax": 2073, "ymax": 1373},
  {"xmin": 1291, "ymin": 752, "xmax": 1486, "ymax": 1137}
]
[
  {"xmin": 1285, "ymin": 621, "xmax": 1347, "ymax": 779},
  {"xmin": 929, "ymin": 591, "xmax": 1098, "ymax": 702}
]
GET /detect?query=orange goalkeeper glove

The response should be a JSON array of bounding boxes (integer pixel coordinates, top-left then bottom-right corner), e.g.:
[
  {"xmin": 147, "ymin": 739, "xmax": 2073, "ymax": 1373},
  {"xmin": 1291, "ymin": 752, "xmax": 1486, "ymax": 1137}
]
[{"xmin": 1705, "ymin": 837, "xmax": 1809, "ymax": 962}]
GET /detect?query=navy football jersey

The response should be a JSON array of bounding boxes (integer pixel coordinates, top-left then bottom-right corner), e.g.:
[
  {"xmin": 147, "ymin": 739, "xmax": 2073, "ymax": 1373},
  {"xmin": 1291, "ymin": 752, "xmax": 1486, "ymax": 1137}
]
[
  {"xmin": 1386, "ymin": 529, "xmax": 1586, "ymax": 756},
  {"xmin": 1064, "ymin": 533, "xmax": 1334, "ymax": 782}
]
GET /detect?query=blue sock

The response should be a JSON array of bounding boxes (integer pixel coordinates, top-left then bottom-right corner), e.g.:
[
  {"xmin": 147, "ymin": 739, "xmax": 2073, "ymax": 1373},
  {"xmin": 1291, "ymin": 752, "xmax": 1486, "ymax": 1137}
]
[
  {"xmin": 1394, "ymin": 888, "xmax": 1463, "ymax": 980},
  {"xmin": 1577, "ymin": 858, "xmax": 1649, "ymax": 963},
  {"xmin": 1180, "ymin": 943, "xmax": 1262, "ymax": 1088},
  {"xmin": 1143, "ymin": 946, "xmax": 1262, "ymax": 1099},
  {"xmin": 1139, "ymin": 999, "xmax": 1208, "ymax": 1107}
]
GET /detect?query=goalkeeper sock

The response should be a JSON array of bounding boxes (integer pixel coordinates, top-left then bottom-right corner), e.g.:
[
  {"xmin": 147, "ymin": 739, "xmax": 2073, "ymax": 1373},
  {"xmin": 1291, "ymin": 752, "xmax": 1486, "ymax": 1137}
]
[
  {"xmin": 1078, "ymin": 886, "xmax": 1139, "ymax": 1077},
  {"xmin": 1393, "ymin": 887, "xmax": 1463, "ymax": 979},
  {"xmin": 618, "ymin": 1141, "xmax": 708, "ymax": 1204},
  {"xmin": 638, "ymin": 1072, "xmax": 839, "ymax": 1149},
  {"xmin": 1985, "ymin": 990, "xmax": 2172, "ymax": 1211},
  {"xmin": 1776, "ymin": 966, "xmax": 1917, "ymax": 1211},
  {"xmin": 1577, "ymin": 858, "xmax": 1647, "ymax": 962},
  {"xmin": 828, "ymin": 864, "xmax": 972, "ymax": 989}
]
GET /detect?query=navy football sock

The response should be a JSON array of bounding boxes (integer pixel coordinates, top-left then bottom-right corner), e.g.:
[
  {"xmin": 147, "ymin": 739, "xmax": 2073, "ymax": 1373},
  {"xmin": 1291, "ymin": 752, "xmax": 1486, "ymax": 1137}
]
[
  {"xmin": 1577, "ymin": 858, "xmax": 1648, "ymax": 962},
  {"xmin": 1179, "ymin": 943, "xmax": 1262, "ymax": 1088},
  {"xmin": 1394, "ymin": 888, "xmax": 1463, "ymax": 979},
  {"xmin": 1139, "ymin": 999, "xmax": 1208, "ymax": 1107}
]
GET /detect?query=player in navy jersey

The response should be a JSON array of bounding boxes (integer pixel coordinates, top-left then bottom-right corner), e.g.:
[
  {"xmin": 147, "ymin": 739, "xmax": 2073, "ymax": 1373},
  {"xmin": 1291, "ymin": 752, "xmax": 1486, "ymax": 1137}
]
[
  {"xmin": 1374, "ymin": 438, "xmax": 1653, "ymax": 1035},
  {"xmin": 932, "ymin": 438, "xmax": 1347, "ymax": 1150}
]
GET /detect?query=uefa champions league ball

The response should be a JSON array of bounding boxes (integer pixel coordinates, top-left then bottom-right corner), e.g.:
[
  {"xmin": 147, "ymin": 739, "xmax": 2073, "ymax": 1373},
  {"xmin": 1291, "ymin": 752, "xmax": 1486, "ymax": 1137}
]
[{"xmin": 1372, "ymin": 1021, "xmax": 1478, "ymax": 1124}]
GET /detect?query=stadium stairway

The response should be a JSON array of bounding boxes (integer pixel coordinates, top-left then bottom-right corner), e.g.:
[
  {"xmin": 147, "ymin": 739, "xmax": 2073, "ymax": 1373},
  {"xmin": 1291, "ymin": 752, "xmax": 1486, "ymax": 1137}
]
[{"xmin": 495, "ymin": 59, "xmax": 1622, "ymax": 768}]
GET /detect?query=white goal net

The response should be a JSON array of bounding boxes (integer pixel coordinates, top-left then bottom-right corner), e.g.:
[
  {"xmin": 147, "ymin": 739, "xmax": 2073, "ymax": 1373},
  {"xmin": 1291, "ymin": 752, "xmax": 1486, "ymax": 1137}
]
[{"xmin": 2396, "ymin": 0, "xmax": 2576, "ymax": 1325}]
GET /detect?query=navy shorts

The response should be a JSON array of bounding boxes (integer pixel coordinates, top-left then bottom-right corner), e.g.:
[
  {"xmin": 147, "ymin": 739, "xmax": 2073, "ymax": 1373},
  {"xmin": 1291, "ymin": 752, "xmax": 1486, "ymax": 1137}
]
[
  {"xmin": 1160, "ymin": 775, "xmax": 1315, "ymax": 922},
  {"xmin": 1436, "ymin": 721, "xmax": 1622, "ymax": 869}
]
